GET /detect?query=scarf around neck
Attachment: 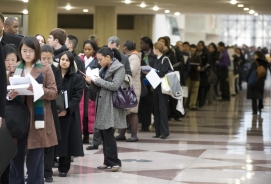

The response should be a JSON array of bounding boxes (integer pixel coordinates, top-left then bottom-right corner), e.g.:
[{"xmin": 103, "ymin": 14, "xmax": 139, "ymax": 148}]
[{"xmin": 15, "ymin": 60, "xmax": 45, "ymax": 125}]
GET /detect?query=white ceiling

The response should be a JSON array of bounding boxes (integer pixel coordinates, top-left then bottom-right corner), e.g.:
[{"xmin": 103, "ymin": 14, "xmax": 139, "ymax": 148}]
[{"xmin": 0, "ymin": 0, "xmax": 270, "ymax": 15}]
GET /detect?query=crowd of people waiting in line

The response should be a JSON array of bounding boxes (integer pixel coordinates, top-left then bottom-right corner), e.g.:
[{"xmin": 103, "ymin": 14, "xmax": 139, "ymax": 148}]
[{"xmin": 0, "ymin": 12, "xmax": 270, "ymax": 184}]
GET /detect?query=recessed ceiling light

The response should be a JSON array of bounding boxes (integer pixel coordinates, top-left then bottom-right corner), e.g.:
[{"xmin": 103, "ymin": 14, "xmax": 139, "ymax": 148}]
[
  {"xmin": 124, "ymin": 0, "xmax": 131, "ymax": 4},
  {"xmin": 165, "ymin": 10, "xmax": 170, "ymax": 13},
  {"xmin": 22, "ymin": 0, "xmax": 28, "ymax": 2},
  {"xmin": 249, "ymin": 10, "xmax": 255, "ymax": 14},
  {"xmin": 230, "ymin": 0, "xmax": 237, "ymax": 5},
  {"xmin": 153, "ymin": 6, "xmax": 159, "ymax": 11},
  {"xmin": 83, "ymin": 9, "xmax": 88, "ymax": 12},
  {"xmin": 243, "ymin": 7, "xmax": 249, "ymax": 11},
  {"xmin": 140, "ymin": 2, "xmax": 146, "ymax": 8},
  {"xmin": 237, "ymin": 4, "xmax": 244, "ymax": 7},
  {"xmin": 175, "ymin": 12, "xmax": 180, "ymax": 16},
  {"xmin": 254, "ymin": 13, "xmax": 258, "ymax": 16},
  {"xmin": 66, "ymin": 4, "xmax": 71, "ymax": 10},
  {"xmin": 23, "ymin": 9, "xmax": 28, "ymax": 14}
]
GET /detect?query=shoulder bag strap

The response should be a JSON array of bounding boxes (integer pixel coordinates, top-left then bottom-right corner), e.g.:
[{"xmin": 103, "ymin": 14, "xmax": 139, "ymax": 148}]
[{"xmin": 161, "ymin": 56, "xmax": 174, "ymax": 71}]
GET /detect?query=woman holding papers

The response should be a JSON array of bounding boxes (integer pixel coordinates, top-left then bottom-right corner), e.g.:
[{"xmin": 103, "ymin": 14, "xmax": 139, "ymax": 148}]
[
  {"xmin": 152, "ymin": 42, "xmax": 171, "ymax": 139},
  {"xmin": 8, "ymin": 36, "xmax": 58, "ymax": 184},
  {"xmin": 84, "ymin": 47, "xmax": 126, "ymax": 172},
  {"xmin": 55, "ymin": 51, "xmax": 84, "ymax": 177},
  {"xmin": 79, "ymin": 40, "xmax": 100, "ymax": 144},
  {"xmin": 115, "ymin": 40, "xmax": 141, "ymax": 142}
]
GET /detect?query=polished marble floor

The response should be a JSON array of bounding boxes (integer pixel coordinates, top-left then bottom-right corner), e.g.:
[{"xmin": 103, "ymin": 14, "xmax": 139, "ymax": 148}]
[{"xmin": 52, "ymin": 81, "xmax": 271, "ymax": 184}]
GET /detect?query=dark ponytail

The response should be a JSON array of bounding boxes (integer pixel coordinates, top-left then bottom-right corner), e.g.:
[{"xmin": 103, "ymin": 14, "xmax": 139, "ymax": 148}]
[
  {"xmin": 123, "ymin": 40, "xmax": 136, "ymax": 51},
  {"xmin": 97, "ymin": 47, "xmax": 122, "ymax": 62}
]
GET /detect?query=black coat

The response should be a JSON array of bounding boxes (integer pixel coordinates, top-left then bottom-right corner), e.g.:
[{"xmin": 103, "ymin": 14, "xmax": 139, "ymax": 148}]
[
  {"xmin": 120, "ymin": 53, "xmax": 132, "ymax": 76},
  {"xmin": 0, "ymin": 43, "xmax": 6, "ymax": 118},
  {"xmin": 72, "ymin": 51, "xmax": 85, "ymax": 73},
  {"xmin": 1, "ymin": 31, "xmax": 22, "ymax": 49},
  {"xmin": 247, "ymin": 58, "xmax": 268, "ymax": 100},
  {"xmin": 198, "ymin": 51, "xmax": 211, "ymax": 87},
  {"xmin": 50, "ymin": 65, "xmax": 62, "ymax": 140},
  {"xmin": 209, "ymin": 51, "xmax": 220, "ymax": 74},
  {"xmin": 53, "ymin": 45, "xmax": 68, "ymax": 63},
  {"xmin": 153, "ymin": 55, "xmax": 170, "ymax": 78},
  {"xmin": 189, "ymin": 54, "xmax": 202, "ymax": 81},
  {"xmin": 55, "ymin": 73, "xmax": 84, "ymax": 157}
]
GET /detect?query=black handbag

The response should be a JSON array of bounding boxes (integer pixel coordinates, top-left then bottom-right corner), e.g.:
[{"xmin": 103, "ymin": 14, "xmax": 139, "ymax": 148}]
[
  {"xmin": 5, "ymin": 100, "xmax": 30, "ymax": 139},
  {"xmin": 56, "ymin": 92, "xmax": 65, "ymax": 112}
]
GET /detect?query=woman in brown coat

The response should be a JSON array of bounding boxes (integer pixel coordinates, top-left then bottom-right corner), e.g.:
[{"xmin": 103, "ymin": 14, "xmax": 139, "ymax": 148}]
[
  {"xmin": 116, "ymin": 40, "xmax": 141, "ymax": 142},
  {"xmin": 7, "ymin": 36, "xmax": 58, "ymax": 184}
]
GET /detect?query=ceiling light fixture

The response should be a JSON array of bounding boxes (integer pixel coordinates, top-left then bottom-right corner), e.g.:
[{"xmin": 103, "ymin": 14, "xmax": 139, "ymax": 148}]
[
  {"xmin": 124, "ymin": 0, "xmax": 131, "ymax": 4},
  {"xmin": 249, "ymin": 10, "xmax": 255, "ymax": 14},
  {"xmin": 175, "ymin": 12, "xmax": 180, "ymax": 16},
  {"xmin": 23, "ymin": 9, "xmax": 28, "ymax": 14},
  {"xmin": 254, "ymin": 13, "xmax": 258, "ymax": 16},
  {"xmin": 153, "ymin": 6, "xmax": 159, "ymax": 11},
  {"xmin": 243, "ymin": 7, "xmax": 249, "ymax": 11},
  {"xmin": 22, "ymin": 0, "xmax": 28, "ymax": 2},
  {"xmin": 165, "ymin": 10, "xmax": 170, "ymax": 13},
  {"xmin": 140, "ymin": 2, "xmax": 146, "ymax": 8},
  {"xmin": 65, "ymin": 4, "xmax": 71, "ymax": 10},
  {"xmin": 83, "ymin": 9, "xmax": 88, "ymax": 12},
  {"xmin": 230, "ymin": 0, "xmax": 237, "ymax": 5},
  {"xmin": 237, "ymin": 4, "xmax": 244, "ymax": 7}
]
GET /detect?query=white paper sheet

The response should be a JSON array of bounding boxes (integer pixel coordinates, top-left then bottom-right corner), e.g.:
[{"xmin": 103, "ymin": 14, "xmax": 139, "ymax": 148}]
[
  {"xmin": 9, "ymin": 76, "xmax": 31, "ymax": 86},
  {"xmin": 63, "ymin": 90, "xmax": 68, "ymax": 109},
  {"xmin": 146, "ymin": 69, "xmax": 161, "ymax": 89},
  {"xmin": 86, "ymin": 68, "xmax": 99, "ymax": 79},
  {"xmin": 8, "ymin": 75, "xmax": 44, "ymax": 102},
  {"xmin": 7, "ymin": 84, "xmax": 33, "ymax": 95},
  {"xmin": 29, "ymin": 75, "xmax": 44, "ymax": 102},
  {"xmin": 141, "ymin": 66, "xmax": 153, "ymax": 71}
]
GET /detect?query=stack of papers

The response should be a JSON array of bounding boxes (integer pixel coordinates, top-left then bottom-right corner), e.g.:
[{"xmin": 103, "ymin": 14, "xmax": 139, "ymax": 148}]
[
  {"xmin": 8, "ymin": 74, "xmax": 44, "ymax": 102},
  {"xmin": 86, "ymin": 68, "xmax": 99, "ymax": 79},
  {"xmin": 141, "ymin": 66, "xmax": 153, "ymax": 71}
]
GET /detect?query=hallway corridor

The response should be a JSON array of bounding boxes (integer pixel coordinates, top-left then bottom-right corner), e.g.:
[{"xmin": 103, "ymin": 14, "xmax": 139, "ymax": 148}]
[{"xmin": 52, "ymin": 82, "xmax": 271, "ymax": 184}]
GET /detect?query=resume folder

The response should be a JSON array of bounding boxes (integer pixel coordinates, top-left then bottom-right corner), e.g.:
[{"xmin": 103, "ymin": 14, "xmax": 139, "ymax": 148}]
[{"xmin": 56, "ymin": 90, "xmax": 68, "ymax": 112}]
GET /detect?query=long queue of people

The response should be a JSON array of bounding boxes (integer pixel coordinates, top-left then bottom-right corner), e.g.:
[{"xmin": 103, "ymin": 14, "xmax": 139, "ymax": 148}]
[{"xmin": 0, "ymin": 11, "xmax": 270, "ymax": 184}]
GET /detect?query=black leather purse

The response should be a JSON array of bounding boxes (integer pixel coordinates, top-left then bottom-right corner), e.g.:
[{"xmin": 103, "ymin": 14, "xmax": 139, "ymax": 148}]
[{"xmin": 5, "ymin": 99, "xmax": 30, "ymax": 139}]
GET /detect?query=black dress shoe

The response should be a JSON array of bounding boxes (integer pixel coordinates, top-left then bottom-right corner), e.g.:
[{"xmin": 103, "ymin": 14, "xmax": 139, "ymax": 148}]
[
  {"xmin": 45, "ymin": 177, "xmax": 53, "ymax": 183},
  {"xmin": 86, "ymin": 144, "xmax": 98, "ymax": 150},
  {"xmin": 58, "ymin": 172, "xmax": 67, "ymax": 177},
  {"xmin": 160, "ymin": 135, "xmax": 167, "ymax": 139},
  {"xmin": 152, "ymin": 135, "xmax": 160, "ymax": 138}
]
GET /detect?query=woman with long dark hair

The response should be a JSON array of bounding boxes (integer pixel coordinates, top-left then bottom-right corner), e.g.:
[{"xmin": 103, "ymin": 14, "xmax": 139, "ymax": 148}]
[{"xmin": 55, "ymin": 51, "xmax": 84, "ymax": 177}]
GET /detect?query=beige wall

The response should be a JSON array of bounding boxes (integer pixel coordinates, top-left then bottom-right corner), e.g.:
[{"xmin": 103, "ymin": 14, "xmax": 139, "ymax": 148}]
[{"xmin": 65, "ymin": 29, "xmax": 138, "ymax": 54}]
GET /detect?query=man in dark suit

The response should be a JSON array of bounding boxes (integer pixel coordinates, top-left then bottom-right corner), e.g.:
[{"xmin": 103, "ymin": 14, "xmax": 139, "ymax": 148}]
[{"xmin": 0, "ymin": 13, "xmax": 22, "ymax": 49}]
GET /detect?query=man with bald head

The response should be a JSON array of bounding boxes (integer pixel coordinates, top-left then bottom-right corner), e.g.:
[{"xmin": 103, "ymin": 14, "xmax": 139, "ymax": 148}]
[{"xmin": 4, "ymin": 17, "xmax": 19, "ymax": 35}]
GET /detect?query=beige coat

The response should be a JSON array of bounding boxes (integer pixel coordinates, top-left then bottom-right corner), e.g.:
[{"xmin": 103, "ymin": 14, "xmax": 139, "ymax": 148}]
[
  {"xmin": 127, "ymin": 51, "xmax": 141, "ymax": 114},
  {"xmin": 10, "ymin": 62, "xmax": 58, "ymax": 149}
]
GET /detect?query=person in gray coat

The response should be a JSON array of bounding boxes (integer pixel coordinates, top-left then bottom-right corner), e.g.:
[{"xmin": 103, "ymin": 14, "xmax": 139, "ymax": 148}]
[
  {"xmin": 86, "ymin": 36, "xmax": 132, "ymax": 150},
  {"xmin": 84, "ymin": 47, "xmax": 126, "ymax": 172}
]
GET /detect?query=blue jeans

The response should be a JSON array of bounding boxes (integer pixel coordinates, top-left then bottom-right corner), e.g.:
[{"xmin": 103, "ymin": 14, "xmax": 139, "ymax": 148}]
[{"xmin": 9, "ymin": 137, "xmax": 44, "ymax": 184}]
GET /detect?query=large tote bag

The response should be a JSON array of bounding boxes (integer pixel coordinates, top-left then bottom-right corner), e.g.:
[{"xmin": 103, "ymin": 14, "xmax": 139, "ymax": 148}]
[{"xmin": 161, "ymin": 56, "xmax": 182, "ymax": 99}]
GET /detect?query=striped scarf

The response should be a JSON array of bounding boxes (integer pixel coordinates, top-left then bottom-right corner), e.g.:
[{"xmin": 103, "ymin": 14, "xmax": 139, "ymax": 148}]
[{"xmin": 15, "ymin": 61, "xmax": 44, "ymax": 124}]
